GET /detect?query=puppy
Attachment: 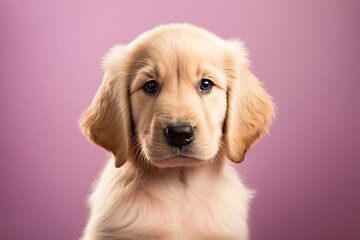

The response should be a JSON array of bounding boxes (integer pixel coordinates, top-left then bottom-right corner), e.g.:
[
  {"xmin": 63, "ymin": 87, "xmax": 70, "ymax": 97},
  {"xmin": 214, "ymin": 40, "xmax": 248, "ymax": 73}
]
[{"xmin": 80, "ymin": 24, "xmax": 274, "ymax": 240}]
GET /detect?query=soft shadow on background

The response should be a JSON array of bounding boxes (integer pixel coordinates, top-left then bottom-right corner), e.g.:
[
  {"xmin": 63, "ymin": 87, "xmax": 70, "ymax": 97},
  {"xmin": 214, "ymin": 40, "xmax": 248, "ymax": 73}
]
[{"xmin": 1, "ymin": 1, "xmax": 359, "ymax": 239}]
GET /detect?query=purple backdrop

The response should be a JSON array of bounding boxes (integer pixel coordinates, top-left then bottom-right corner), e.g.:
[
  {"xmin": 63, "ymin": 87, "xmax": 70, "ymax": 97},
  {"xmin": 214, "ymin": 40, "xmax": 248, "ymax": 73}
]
[{"xmin": 1, "ymin": 0, "xmax": 360, "ymax": 239}]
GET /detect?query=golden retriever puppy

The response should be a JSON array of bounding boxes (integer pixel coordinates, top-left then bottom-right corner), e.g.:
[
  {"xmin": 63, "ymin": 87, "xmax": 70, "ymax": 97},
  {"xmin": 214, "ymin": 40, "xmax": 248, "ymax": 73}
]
[{"xmin": 80, "ymin": 24, "xmax": 274, "ymax": 240}]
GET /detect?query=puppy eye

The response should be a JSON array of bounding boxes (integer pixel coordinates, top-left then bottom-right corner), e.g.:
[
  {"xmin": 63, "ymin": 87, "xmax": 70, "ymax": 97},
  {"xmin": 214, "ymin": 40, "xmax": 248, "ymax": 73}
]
[
  {"xmin": 199, "ymin": 79, "xmax": 214, "ymax": 93},
  {"xmin": 142, "ymin": 80, "xmax": 158, "ymax": 94}
]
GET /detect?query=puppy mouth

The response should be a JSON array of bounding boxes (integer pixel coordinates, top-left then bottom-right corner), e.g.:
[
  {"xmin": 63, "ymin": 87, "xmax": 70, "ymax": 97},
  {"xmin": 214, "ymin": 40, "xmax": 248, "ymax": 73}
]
[{"xmin": 151, "ymin": 155, "xmax": 207, "ymax": 168}]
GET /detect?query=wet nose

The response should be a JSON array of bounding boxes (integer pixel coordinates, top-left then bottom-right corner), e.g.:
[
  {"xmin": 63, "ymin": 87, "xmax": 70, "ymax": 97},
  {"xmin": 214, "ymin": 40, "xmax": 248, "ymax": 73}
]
[{"xmin": 164, "ymin": 124, "xmax": 194, "ymax": 147}]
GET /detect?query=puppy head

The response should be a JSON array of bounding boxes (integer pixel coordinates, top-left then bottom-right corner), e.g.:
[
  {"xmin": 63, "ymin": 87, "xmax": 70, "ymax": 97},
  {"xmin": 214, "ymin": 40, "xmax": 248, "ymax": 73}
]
[{"xmin": 80, "ymin": 24, "xmax": 274, "ymax": 168}]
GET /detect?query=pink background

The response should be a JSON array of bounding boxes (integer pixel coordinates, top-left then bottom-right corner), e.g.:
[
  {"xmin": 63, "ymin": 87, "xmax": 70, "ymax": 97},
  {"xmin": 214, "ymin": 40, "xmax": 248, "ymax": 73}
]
[{"xmin": 1, "ymin": 0, "xmax": 360, "ymax": 239}]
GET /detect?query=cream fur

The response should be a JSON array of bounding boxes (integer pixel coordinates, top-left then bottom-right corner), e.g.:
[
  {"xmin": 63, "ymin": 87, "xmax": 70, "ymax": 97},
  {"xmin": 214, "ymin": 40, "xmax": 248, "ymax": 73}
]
[{"xmin": 80, "ymin": 24, "xmax": 274, "ymax": 240}]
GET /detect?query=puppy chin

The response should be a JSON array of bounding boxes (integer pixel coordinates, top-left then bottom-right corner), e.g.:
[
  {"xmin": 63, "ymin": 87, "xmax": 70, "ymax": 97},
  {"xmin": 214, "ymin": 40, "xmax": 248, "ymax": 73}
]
[{"xmin": 150, "ymin": 156, "xmax": 208, "ymax": 168}]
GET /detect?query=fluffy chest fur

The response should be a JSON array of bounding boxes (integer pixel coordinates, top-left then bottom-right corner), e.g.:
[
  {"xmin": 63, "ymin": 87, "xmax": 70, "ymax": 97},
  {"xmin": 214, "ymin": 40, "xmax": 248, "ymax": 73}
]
[{"xmin": 83, "ymin": 159, "xmax": 253, "ymax": 240}]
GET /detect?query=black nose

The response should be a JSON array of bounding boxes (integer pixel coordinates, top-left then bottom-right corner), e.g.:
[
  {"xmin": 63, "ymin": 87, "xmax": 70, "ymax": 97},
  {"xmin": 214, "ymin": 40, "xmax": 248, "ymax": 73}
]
[{"xmin": 164, "ymin": 124, "xmax": 194, "ymax": 147}]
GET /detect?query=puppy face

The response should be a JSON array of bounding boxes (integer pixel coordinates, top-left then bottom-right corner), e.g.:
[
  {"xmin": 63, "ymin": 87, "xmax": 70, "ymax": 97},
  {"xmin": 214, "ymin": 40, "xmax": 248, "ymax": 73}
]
[
  {"xmin": 129, "ymin": 29, "xmax": 229, "ymax": 167},
  {"xmin": 80, "ymin": 24, "xmax": 274, "ymax": 168}
]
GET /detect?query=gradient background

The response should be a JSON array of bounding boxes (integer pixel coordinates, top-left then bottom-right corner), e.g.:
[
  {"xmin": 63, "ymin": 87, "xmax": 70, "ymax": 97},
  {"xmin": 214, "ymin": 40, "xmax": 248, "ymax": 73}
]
[{"xmin": 1, "ymin": 0, "xmax": 360, "ymax": 239}]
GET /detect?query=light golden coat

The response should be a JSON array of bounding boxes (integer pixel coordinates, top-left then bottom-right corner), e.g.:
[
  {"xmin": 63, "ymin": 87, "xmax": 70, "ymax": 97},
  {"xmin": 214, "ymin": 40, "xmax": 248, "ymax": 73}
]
[{"xmin": 80, "ymin": 24, "xmax": 274, "ymax": 240}]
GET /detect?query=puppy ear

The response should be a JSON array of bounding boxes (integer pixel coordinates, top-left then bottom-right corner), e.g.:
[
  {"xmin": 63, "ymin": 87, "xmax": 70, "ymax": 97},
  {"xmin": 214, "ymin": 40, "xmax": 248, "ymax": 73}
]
[
  {"xmin": 80, "ymin": 45, "xmax": 131, "ymax": 168},
  {"xmin": 224, "ymin": 41, "xmax": 274, "ymax": 163}
]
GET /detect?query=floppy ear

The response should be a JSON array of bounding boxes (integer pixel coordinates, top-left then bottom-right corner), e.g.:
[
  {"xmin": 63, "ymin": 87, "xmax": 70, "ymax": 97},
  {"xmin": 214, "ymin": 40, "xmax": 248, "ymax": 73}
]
[
  {"xmin": 80, "ymin": 45, "xmax": 131, "ymax": 168},
  {"xmin": 224, "ymin": 41, "xmax": 274, "ymax": 163}
]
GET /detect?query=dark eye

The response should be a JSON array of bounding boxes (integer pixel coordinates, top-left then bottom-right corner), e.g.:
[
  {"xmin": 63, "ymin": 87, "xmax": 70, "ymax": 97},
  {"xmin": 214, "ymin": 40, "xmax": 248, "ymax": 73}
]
[
  {"xmin": 199, "ymin": 79, "xmax": 214, "ymax": 93},
  {"xmin": 142, "ymin": 80, "xmax": 158, "ymax": 94}
]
